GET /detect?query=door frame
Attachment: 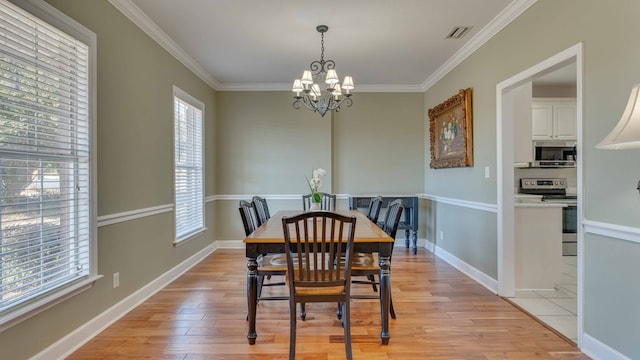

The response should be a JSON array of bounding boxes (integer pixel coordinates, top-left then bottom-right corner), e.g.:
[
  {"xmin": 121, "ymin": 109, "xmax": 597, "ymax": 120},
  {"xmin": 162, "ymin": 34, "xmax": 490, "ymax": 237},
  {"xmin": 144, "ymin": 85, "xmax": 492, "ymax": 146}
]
[{"xmin": 496, "ymin": 43, "xmax": 583, "ymax": 345}]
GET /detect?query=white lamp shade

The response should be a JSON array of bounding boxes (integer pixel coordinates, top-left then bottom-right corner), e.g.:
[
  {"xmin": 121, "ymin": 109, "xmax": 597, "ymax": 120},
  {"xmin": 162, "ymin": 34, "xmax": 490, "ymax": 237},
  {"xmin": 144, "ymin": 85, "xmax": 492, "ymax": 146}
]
[
  {"xmin": 325, "ymin": 69, "xmax": 339, "ymax": 85},
  {"xmin": 332, "ymin": 84, "xmax": 342, "ymax": 96},
  {"xmin": 597, "ymin": 84, "xmax": 640, "ymax": 149},
  {"xmin": 301, "ymin": 70, "xmax": 313, "ymax": 85},
  {"xmin": 292, "ymin": 79, "xmax": 303, "ymax": 92},
  {"xmin": 342, "ymin": 76, "xmax": 354, "ymax": 90}
]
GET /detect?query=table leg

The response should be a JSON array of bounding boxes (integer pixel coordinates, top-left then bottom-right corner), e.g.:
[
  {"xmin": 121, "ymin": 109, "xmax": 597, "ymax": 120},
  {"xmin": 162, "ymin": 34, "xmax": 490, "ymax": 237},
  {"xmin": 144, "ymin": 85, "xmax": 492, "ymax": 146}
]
[
  {"xmin": 412, "ymin": 230, "xmax": 418, "ymax": 254},
  {"xmin": 246, "ymin": 257, "xmax": 258, "ymax": 344},
  {"xmin": 379, "ymin": 254, "xmax": 391, "ymax": 345},
  {"xmin": 405, "ymin": 228, "xmax": 410, "ymax": 248}
]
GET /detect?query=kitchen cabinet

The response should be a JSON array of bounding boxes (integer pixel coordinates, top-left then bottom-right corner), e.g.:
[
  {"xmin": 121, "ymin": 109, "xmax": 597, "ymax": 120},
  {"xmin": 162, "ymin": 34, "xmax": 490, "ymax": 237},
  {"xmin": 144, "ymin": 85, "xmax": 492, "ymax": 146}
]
[
  {"xmin": 514, "ymin": 202, "xmax": 564, "ymax": 290},
  {"xmin": 532, "ymin": 98, "xmax": 576, "ymax": 140}
]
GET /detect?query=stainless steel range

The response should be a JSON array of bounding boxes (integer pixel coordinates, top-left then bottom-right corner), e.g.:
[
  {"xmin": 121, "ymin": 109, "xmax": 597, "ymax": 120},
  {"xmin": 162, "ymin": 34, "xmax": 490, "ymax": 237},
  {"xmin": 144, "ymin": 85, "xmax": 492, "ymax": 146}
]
[{"xmin": 519, "ymin": 177, "xmax": 577, "ymax": 256}]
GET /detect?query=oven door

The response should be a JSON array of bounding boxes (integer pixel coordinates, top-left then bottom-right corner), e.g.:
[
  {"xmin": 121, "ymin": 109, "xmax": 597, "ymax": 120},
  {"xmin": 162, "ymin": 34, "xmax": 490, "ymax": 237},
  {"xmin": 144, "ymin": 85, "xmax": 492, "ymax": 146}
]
[
  {"xmin": 542, "ymin": 198, "xmax": 577, "ymax": 255},
  {"xmin": 562, "ymin": 204, "xmax": 577, "ymax": 255}
]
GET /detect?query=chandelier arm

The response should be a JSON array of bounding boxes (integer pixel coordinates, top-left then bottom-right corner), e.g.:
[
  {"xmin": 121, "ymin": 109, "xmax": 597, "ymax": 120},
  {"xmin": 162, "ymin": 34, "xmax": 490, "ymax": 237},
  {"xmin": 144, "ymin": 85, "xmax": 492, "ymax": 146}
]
[{"xmin": 294, "ymin": 94, "xmax": 320, "ymax": 112}]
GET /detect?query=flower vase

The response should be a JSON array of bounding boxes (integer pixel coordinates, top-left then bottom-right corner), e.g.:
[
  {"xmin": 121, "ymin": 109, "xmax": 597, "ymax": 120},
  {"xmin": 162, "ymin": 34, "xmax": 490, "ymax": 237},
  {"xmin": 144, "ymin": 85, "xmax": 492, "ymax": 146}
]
[{"xmin": 310, "ymin": 201, "xmax": 321, "ymax": 211}]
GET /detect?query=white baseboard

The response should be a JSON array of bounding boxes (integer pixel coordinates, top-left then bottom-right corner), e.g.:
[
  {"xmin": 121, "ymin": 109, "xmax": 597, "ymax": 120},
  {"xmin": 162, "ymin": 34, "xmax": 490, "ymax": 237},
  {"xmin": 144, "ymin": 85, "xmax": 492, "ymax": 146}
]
[
  {"xmin": 582, "ymin": 333, "xmax": 631, "ymax": 360},
  {"xmin": 31, "ymin": 243, "xmax": 216, "ymax": 360},
  {"xmin": 433, "ymin": 245, "xmax": 499, "ymax": 294}
]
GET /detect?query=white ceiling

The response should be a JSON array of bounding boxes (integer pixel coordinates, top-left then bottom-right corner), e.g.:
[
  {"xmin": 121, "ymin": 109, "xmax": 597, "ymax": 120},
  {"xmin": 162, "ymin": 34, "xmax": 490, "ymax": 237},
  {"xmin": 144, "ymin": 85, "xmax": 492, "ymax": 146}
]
[{"xmin": 113, "ymin": 0, "xmax": 537, "ymax": 91}]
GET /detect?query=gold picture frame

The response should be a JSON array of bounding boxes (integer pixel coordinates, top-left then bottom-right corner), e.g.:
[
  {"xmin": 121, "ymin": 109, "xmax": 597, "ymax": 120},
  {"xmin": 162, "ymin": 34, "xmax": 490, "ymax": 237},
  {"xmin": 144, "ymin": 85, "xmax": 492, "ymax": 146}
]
[{"xmin": 428, "ymin": 88, "xmax": 473, "ymax": 169}]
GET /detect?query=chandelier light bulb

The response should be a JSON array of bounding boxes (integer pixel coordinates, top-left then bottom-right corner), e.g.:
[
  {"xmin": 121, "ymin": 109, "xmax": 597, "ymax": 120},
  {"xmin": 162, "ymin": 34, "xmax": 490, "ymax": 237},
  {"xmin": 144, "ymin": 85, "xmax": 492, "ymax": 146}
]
[
  {"xmin": 292, "ymin": 79, "xmax": 303, "ymax": 97},
  {"xmin": 332, "ymin": 84, "xmax": 342, "ymax": 100}
]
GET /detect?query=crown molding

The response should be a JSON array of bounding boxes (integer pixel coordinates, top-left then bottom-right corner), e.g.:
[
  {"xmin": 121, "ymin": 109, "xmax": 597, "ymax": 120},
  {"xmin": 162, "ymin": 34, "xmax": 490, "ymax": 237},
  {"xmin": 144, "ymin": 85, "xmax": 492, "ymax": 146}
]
[
  {"xmin": 107, "ymin": 0, "xmax": 221, "ymax": 90},
  {"xmin": 109, "ymin": 0, "xmax": 535, "ymax": 94},
  {"xmin": 421, "ymin": 0, "xmax": 538, "ymax": 91},
  {"xmin": 217, "ymin": 83, "xmax": 425, "ymax": 92}
]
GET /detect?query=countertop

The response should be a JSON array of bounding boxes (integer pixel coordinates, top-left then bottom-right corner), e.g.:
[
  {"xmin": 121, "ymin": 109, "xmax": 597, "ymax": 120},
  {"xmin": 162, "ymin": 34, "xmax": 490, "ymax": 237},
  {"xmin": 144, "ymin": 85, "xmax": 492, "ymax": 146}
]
[{"xmin": 514, "ymin": 193, "xmax": 567, "ymax": 208}]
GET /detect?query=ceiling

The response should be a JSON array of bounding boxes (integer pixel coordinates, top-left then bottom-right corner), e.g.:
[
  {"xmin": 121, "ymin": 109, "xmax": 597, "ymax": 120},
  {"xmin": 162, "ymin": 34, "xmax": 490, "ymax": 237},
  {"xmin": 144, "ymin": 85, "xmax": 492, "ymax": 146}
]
[{"xmin": 113, "ymin": 0, "xmax": 537, "ymax": 91}]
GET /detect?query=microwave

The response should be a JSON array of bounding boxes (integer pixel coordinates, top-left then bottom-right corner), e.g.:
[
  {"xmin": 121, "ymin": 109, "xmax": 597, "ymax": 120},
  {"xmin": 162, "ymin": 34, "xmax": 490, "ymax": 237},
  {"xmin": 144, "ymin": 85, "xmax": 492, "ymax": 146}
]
[{"xmin": 532, "ymin": 140, "xmax": 577, "ymax": 168}]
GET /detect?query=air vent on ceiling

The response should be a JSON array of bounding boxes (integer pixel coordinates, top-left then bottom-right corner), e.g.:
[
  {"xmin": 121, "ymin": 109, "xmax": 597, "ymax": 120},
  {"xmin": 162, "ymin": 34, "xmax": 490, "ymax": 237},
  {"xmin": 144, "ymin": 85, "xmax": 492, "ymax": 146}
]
[{"xmin": 446, "ymin": 26, "xmax": 473, "ymax": 39}]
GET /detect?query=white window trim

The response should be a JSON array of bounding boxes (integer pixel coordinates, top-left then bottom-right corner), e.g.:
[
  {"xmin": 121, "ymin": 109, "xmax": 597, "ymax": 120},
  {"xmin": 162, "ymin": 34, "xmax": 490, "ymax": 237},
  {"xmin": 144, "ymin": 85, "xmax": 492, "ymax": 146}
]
[
  {"xmin": 0, "ymin": 0, "xmax": 98, "ymax": 329},
  {"xmin": 172, "ymin": 86, "xmax": 205, "ymax": 244}
]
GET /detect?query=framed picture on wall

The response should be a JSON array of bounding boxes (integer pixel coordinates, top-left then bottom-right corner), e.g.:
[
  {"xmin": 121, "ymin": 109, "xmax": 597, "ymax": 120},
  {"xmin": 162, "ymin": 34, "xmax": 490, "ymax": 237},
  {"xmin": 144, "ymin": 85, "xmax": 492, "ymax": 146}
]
[{"xmin": 428, "ymin": 88, "xmax": 473, "ymax": 169}]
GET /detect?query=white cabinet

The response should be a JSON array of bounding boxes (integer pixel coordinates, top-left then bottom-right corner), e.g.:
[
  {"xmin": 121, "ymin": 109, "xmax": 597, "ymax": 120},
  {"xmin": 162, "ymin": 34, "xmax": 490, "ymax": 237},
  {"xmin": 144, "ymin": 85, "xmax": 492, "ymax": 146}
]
[{"xmin": 532, "ymin": 98, "xmax": 576, "ymax": 140}]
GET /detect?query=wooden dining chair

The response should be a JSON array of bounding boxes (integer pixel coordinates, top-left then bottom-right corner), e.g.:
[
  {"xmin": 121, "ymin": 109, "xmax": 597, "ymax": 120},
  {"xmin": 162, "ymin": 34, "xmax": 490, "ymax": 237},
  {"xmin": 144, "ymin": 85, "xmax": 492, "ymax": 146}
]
[
  {"xmin": 302, "ymin": 192, "xmax": 337, "ymax": 211},
  {"xmin": 350, "ymin": 199, "xmax": 403, "ymax": 319},
  {"xmin": 239, "ymin": 200, "xmax": 287, "ymax": 303},
  {"xmin": 251, "ymin": 195, "xmax": 270, "ymax": 227},
  {"xmin": 281, "ymin": 211, "xmax": 357, "ymax": 360},
  {"xmin": 366, "ymin": 195, "xmax": 383, "ymax": 223}
]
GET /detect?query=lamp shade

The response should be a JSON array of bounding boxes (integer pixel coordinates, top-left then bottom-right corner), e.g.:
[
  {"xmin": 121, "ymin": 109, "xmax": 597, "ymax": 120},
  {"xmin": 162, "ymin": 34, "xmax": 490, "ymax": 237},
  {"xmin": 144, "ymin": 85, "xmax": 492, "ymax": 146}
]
[
  {"xmin": 325, "ymin": 69, "xmax": 339, "ymax": 85},
  {"xmin": 301, "ymin": 70, "xmax": 313, "ymax": 85},
  {"xmin": 597, "ymin": 84, "xmax": 640, "ymax": 149},
  {"xmin": 342, "ymin": 76, "xmax": 354, "ymax": 90}
]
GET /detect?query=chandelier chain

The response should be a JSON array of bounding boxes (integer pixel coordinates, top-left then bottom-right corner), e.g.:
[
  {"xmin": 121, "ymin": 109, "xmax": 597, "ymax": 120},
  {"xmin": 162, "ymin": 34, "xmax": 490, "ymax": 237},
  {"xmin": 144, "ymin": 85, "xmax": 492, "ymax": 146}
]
[{"xmin": 320, "ymin": 32, "xmax": 325, "ymax": 64}]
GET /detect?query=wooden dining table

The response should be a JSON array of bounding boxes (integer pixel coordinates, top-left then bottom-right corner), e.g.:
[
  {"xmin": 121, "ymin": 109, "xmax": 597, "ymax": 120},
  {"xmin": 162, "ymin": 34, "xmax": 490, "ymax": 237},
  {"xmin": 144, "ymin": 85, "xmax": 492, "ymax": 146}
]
[{"xmin": 243, "ymin": 209, "xmax": 394, "ymax": 345}]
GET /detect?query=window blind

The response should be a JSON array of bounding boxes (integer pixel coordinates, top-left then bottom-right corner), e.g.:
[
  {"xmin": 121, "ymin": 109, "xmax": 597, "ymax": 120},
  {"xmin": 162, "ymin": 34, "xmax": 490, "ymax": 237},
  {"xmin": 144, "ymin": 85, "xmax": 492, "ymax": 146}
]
[
  {"xmin": 0, "ymin": 0, "xmax": 91, "ymax": 314},
  {"xmin": 173, "ymin": 87, "xmax": 204, "ymax": 242}
]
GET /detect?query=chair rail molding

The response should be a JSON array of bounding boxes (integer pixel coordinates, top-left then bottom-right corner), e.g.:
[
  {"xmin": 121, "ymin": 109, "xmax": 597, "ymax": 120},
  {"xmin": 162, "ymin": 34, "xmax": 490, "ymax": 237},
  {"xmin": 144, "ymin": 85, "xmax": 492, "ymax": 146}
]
[
  {"xmin": 419, "ymin": 193, "xmax": 497, "ymax": 213},
  {"xmin": 583, "ymin": 219, "xmax": 640, "ymax": 245}
]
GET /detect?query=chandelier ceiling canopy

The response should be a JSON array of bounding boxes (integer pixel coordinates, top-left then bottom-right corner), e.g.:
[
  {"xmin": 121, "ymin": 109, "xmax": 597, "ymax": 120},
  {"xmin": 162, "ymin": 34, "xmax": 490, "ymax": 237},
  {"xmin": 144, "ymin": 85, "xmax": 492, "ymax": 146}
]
[{"xmin": 292, "ymin": 25, "xmax": 354, "ymax": 117}]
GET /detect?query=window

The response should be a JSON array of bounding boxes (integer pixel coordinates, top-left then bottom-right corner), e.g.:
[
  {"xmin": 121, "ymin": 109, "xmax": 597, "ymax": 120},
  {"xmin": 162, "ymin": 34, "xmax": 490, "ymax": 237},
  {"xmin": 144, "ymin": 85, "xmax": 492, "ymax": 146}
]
[
  {"xmin": 0, "ymin": 0, "xmax": 96, "ymax": 328},
  {"xmin": 173, "ymin": 86, "xmax": 204, "ymax": 243}
]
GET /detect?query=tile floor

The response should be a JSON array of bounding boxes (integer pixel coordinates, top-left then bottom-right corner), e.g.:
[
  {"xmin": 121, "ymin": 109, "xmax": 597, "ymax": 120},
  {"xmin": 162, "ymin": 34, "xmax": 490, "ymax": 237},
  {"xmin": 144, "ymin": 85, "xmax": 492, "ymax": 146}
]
[{"xmin": 510, "ymin": 256, "xmax": 578, "ymax": 342}]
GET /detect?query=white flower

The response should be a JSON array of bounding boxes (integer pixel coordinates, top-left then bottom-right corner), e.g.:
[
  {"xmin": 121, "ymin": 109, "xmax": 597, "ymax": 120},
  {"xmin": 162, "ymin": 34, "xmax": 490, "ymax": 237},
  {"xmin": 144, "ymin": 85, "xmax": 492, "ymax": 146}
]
[
  {"xmin": 306, "ymin": 167, "xmax": 326, "ymax": 196},
  {"xmin": 313, "ymin": 168, "xmax": 326, "ymax": 178}
]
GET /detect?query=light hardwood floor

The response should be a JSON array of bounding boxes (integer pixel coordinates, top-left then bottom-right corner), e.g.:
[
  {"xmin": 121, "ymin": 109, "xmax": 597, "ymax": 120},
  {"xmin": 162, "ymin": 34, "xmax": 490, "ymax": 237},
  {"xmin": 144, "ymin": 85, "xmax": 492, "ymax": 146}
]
[{"xmin": 68, "ymin": 248, "xmax": 590, "ymax": 359}]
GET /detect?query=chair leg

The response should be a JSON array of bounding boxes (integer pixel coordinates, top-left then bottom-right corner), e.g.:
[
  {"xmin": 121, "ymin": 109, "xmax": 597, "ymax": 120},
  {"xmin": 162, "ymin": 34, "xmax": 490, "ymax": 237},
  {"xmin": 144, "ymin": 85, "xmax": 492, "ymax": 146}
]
[
  {"xmin": 390, "ymin": 293, "xmax": 396, "ymax": 319},
  {"xmin": 289, "ymin": 299, "xmax": 297, "ymax": 360},
  {"xmin": 336, "ymin": 302, "xmax": 343, "ymax": 320},
  {"xmin": 367, "ymin": 274, "xmax": 378, "ymax": 292},
  {"xmin": 342, "ymin": 301, "xmax": 353, "ymax": 360},
  {"xmin": 300, "ymin": 303, "xmax": 306, "ymax": 320},
  {"xmin": 257, "ymin": 275, "xmax": 264, "ymax": 301}
]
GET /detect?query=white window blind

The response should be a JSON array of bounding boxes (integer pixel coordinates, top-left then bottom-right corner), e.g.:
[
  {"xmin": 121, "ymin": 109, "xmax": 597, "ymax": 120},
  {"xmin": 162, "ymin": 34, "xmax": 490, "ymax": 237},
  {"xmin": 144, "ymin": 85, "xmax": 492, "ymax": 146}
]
[
  {"xmin": 0, "ymin": 0, "xmax": 92, "ymax": 318},
  {"xmin": 173, "ymin": 87, "xmax": 204, "ymax": 242}
]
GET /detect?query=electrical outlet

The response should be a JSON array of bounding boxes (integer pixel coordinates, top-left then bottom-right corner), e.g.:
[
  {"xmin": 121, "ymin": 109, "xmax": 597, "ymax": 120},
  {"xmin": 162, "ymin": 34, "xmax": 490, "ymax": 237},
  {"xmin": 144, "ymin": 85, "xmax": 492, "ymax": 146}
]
[
  {"xmin": 439, "ymin": 231, "xmax": 444, "ymax": 241},
  {"xmin": 113, "ymin": 272, "xmax": 119, "ymax": 288},
  {"xmin": 484, "ymin": 166, "xmax": 490, "ymax": 179}
]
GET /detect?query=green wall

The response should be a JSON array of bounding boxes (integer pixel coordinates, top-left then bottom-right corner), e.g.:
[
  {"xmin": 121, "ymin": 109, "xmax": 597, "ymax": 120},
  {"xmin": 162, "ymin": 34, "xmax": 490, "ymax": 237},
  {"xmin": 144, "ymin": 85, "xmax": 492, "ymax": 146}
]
[
  {"xmin": 214, "ymin": 91, "xmax": 425, "ymax": 242},
  {"xmin": 425, "ymin": 0, "xmax": 640, "ymax": 358},
  {"xmin": 0, "ymin": 1, "xmax": 216, "ymax": 359}
]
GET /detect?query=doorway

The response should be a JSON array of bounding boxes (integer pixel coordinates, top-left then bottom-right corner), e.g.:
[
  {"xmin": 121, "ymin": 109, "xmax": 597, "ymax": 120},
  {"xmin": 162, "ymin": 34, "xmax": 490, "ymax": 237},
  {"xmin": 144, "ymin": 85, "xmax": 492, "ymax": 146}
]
[{"xmin": 496, "ymin": 43, "xmax": 583, "ymax": 346}]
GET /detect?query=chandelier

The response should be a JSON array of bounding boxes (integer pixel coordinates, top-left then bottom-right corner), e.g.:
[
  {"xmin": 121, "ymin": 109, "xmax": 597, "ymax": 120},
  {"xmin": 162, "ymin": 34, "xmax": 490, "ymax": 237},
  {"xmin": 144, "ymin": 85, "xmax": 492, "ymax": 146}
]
[{"xmin": 292, "ymin": 25, "xmax": 354, "ymax": 117}]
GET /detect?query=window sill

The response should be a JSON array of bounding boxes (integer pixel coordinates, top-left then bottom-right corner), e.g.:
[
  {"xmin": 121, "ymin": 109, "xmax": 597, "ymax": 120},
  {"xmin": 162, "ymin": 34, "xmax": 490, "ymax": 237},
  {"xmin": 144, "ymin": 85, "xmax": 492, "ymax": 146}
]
[{"xmin": 173, "ymin": 227, "xmax": 208, "ymax": 247}]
